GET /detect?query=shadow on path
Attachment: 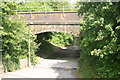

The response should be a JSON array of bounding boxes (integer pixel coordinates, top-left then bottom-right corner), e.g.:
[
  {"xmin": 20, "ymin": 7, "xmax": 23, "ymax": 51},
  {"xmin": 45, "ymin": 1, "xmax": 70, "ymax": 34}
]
[{"xmin": 35, "ymin": 43, "xmax": 80, "ymax": 78}]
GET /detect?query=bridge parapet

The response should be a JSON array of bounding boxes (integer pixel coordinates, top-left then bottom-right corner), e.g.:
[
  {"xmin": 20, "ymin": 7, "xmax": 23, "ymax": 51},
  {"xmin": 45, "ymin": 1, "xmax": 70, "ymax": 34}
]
[{"xmin": 17, "ymin": 12, "xmax": 81, "ymax": 25}]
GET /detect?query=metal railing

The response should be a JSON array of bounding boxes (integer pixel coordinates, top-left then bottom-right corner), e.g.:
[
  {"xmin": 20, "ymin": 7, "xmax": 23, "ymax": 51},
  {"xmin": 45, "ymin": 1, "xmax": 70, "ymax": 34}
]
[{"xmin": 11, "ymin": 5, "xmax": 79, "ymax": 12}]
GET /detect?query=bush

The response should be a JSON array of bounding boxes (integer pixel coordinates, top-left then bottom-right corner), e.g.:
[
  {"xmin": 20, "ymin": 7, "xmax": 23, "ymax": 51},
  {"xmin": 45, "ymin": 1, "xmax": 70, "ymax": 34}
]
[
  {"xmin": 3, "ymin": 57, "xmax": 20, "ymax": 72},
  {"xmin": 30, "ymin": 54, "xmax": 39, "ymax": 65}
]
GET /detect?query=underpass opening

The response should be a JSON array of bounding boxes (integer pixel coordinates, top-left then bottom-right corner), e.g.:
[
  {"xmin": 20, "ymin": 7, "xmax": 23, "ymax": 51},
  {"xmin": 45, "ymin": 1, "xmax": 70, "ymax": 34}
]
[
  {"xmin": 35, "ymin": 31, "xmax": 80, "ymax": 59},
  {"xmin": 34, "ymin": 31, "xmax": 80, "ymax": 78}
]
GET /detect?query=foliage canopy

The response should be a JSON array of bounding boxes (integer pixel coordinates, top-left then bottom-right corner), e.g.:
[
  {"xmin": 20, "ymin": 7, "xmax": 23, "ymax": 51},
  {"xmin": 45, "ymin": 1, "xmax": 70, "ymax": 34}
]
[{"xmin": 77, "ymin": 2, "xmax": 120, "ymax": 78}]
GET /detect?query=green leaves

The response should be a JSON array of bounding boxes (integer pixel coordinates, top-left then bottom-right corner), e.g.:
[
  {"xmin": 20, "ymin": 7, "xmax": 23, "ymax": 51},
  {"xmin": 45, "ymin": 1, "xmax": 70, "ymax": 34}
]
[
  {"xmin": 77, "ymin": 2, "xmax": 120, "ymax": 78},
  {"xmin": 1, "ymin": 2, "xmax": 39, "ymax": 72},
  {"xmin": 0, "ymin": 2, "xmax": 17, "ymax": 15},
  {"xmin": 47, "ymin": 32, "xmax": 73, "ymax": 47},
  {"xmin": 17, "ymin": 2, "xmax": 76, "ymax": 12}
]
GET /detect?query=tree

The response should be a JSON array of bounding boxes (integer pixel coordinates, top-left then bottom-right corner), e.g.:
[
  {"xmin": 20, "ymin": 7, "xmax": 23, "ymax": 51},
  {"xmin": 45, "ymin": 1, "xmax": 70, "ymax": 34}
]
[
  {"xmin": 77, "ymin": 2, "xmax": 120, "ymax": 78},
  {"xmin": 47, "ymin": 32, "xmax": 73, "ymax": 47},
  {"xmin": 0, "ymin": 2, "xmax": 39, "ymax": 72}
]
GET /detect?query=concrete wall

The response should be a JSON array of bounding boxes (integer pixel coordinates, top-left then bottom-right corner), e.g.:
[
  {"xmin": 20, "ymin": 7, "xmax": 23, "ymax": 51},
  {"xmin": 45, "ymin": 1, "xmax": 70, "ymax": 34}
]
[
  {"xmin": 0, "ymin": 60, "xmax": 2, "ymax": 73},
  {"xmin": 19, "ymin": 58, "xmax": 28, "ymax": 69}
]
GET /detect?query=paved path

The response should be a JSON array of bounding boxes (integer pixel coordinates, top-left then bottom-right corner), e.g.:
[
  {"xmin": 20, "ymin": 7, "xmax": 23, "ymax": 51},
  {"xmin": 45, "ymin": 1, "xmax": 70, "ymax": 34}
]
[
  {"xmin": 0, "ymin": 58, "xmax": 78, "ymax": 78},
  {"xmin": 0, "ymin": 44, "xmax": 80, "ymax": 78}
]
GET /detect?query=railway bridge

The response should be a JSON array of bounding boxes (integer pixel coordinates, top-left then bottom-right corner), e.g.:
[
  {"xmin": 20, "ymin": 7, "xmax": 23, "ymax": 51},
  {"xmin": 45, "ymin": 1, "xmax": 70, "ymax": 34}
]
[{"xmin": 12, "ymin": 11, "xmax": 82, "ymax": 36}]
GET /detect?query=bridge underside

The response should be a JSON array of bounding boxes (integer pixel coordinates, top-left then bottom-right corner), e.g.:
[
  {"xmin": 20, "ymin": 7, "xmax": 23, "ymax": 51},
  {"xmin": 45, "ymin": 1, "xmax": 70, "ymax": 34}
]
[{"xmin": 29, "ymin": 24, "xmax": 80, "ymax": 36}]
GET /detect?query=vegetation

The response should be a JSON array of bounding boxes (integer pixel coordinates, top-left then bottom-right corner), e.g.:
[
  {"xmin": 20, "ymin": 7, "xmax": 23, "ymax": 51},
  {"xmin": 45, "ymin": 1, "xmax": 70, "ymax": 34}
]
[
  {"xmin": 18, "ymin": 2, "xmax": 74, "ymax": 50},
  {"xmin": 17, "ymin": 2, "xmax": 75, "ymax": 48},
  {"xmin": 37, "ymin": 32, "xmax": 73, "ymax": 53},
  {"xmin": 1, "ymin": 1, "xmax": 119, "ymax": 78},
  {"xmin": 17, "ymin": 2, "xmax": 77, "ymax": 12},
  {"xmin": 47, "ymin": 32, "xmax": 73, "ymax": 47},
  {"xmin": 77, "ymin": 2, "xmax": 120, "ymax": 78},
  {"xmin": 0, "ymin": 7, "xmax": 2, "ymax": 63},
  {"xmin": 0, "ymin": 2, "xmax": 74, "ymax": 72},
  {"xmin": 0, "ymin": 2, "xmax": 39, "ymax": 72}
]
